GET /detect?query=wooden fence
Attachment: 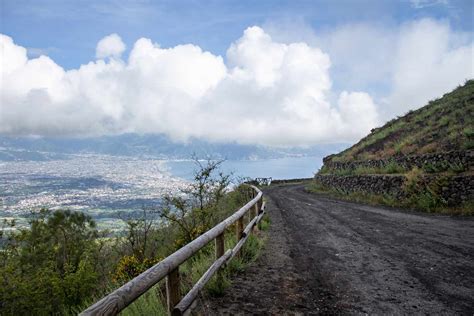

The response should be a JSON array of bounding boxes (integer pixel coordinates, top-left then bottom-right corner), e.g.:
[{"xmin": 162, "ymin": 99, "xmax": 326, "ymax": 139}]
[{"xmin": 81, "ymin": 185, "xmax": 266, "ymax": 316}]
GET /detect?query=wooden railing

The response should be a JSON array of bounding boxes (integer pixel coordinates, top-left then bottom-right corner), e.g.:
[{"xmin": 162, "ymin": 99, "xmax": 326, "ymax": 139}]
[{"xmin": 81, "ymin": 185, "xmax": 266, "ymax": 316}]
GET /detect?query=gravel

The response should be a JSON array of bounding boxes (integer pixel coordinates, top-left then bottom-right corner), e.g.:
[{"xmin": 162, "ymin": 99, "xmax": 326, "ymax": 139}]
[{"xmin": 201, "ymin": 184, "xmax": 474, "ymax": 315}]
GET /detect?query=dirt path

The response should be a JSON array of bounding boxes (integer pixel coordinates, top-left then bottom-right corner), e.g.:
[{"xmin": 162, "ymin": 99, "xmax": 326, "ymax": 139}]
[{"xmin": 202, "ymin": 184, "xmax": 474, "ymax": 315}]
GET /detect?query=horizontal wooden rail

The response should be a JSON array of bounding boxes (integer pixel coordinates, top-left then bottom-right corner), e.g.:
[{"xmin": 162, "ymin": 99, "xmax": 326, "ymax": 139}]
[
  {"xmin": 228, "ymin": 206, "xmax": 266, "ymax": 263},
  {"xmin": 173, "ymin": 201, "xmax": 267, "ymax": 316},
  {"xmin": 172, "ymin": 249, "xmax": 232, "ymax": 315},
  {"xmin": 81, "ymin": 185, "xmax": 265, "ymax": 316}
]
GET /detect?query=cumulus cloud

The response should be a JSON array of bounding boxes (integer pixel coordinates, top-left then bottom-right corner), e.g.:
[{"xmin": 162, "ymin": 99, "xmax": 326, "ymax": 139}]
[
  {"xmin": 0, "ymin": 27, "xmax": 380, "ymax": 146},
  {"xmin": 1, "ymin": 20, "xmax": 472, "ymax": 147},
  {"xmin": 387, "ymin": 19, "xmax": 473, "ymax": 115},
  {"xmin": 5, "ymin": 19, "xmax": 471, "ymax": 147},
  {"xmin": 265, "ymin": 18, "xmax": 473, "ymax": 119},
  {"xmin": 96, "ymin": 33, "xmax": 126, "ymax": 59}
]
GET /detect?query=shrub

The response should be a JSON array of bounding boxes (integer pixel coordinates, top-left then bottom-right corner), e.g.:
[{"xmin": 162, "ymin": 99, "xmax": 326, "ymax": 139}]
[
  {"xmin": 384, "ymin": 161, "xmax": 405, "ymax": 174},
  {"xmin": 113, "ymin": 255, "xmax": 161, "ymax": 283},
  {"xmin": 402, "ymin": 169, "xmax": 448, "ymax": 211},
  {"xmin": 157, "ymin": 158, "xmax": 233, "ymax": 247},
  {"xmin": 0, "ymin": 209, "xmax": 103, "ymax": 315}
]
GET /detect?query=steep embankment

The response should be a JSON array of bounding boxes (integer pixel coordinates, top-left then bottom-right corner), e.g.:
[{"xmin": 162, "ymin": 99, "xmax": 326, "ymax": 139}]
[
  {"xmin": 327, "ymin": 80, "xmax": 473, "ymax": 162},
  {"xmin": 313, "ymin": 80, "xmax": 474, "ymax": 213}
]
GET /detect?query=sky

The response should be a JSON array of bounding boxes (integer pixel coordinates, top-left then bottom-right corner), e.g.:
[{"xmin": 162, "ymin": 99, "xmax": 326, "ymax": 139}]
[{"xmin": 1, "ymin": 0, "xmax": 473, "ymax": 147}]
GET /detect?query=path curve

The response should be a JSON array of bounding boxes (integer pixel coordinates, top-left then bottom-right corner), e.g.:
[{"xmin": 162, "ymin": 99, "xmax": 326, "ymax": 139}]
[{"xmin": 202, "ymin": 184, "xmax": 474, "ymax": 315}]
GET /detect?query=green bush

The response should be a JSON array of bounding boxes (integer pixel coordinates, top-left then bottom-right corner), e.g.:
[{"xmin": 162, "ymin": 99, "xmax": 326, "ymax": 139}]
[
  {"xmin": 1, "ymin": 161, "xmax": 269, "ymax": 315},
  {"xmin": 0, "ymin": 209, "xmax": 103, "ymax": 315},
  {"xmin": 384, "ymin": 161, "xmax": 405, "ymax": 174}
]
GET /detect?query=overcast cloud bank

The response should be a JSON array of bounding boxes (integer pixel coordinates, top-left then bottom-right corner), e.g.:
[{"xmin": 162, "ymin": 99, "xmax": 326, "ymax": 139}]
[{"xmin": 0, "ymin": 19, "xmax": 472, "ymax": 147}]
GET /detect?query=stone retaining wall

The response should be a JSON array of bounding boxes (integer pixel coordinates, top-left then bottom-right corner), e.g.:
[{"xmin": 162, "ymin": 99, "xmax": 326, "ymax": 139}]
[
  {"xmin": 323, "ymin": 150, "xmax": 473, "ymax": 172},
  {"xmin": 441, "ymin": 175, "xmax": 474, "ymax": 205},
  {"xmin": 314, "ymin": 174, "xmax": 473, "ymax": 206},
  {"xmin": 314, "ymin": 174, "xmax": 406, "ymax": 198}
]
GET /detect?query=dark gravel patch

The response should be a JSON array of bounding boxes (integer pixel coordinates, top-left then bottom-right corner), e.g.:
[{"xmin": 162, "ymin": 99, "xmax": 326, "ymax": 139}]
[{"xmin": 201, "ymin": 184, "xmax": 474, "ymax": 315}]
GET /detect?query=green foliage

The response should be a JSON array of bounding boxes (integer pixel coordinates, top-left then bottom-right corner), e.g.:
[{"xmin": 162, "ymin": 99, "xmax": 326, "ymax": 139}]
[
  {"xmin": 463, "ymin": 127, "xmax": 474, "ymax": 138},
  {"xmin": 327, "ymin": 80, "xmax": 474, "ymax": 162},
  {"xmin": 402, "ymin": 168, "xmax": 448, "ymax": 212},
  {"xmin": 1, "ymin": 160, "xmax": 269, "ymax": 315},
  {"xmin": 259, "ymin": 214, "xmax": 271, "ymax": 231},
  {"xmin": 120, "ymin": 223, "xmax": 266, "ymax": 314},
  {"xmin": 384, "ymin": 161, "xmax": 405, "ymax": 174},
  {"xmin": 421, "ymin": 161, "xmax": 466, "ymax": 174},
  {"xmin": 157, "ymin": 157, "xmax": 234, "ymax": 248},
  {"xmin": 113, "ymin": 255, "xmax": 161, "ymax": 283},
  {"xmin": 0, "ymin": 209, "xmax": 103, "ymax": 315},
  {"xmin": 352, "ymin": 166, "xmax": 378, "ymax": 175},
  {"xmin": 334, "ymin": 168, "xmax": 355, "ymax": 176},
  {"xmin": 308, "ymin": 172, "xmax": 458, "ymax": 214},
  {"xmin": 120, "ymin": 282, "xmax": 168, "ymax": 316},
  {"xmin": 321, "ymin": 161, "xmax": 406, "ymax": 176},
  {"xmin": 306, "ymin": 181, "xmax": 331, "ymax": 193},
  {"xmin": 307, "ymin": 181, "xmax": 398, "ymax": 207},
  {"xmin": 462, "ymin": 127, "xmax": 474, "ymax": 149},
  {"xmin": 318, "ymin": 165, "xmax": 331, "ymax": 174}
]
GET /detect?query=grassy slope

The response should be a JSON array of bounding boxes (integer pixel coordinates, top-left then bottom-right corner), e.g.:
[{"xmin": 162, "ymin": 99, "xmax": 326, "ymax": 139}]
[{"xmin": 328, "ymin": 80, "xmax": 474, "ymax": 162}]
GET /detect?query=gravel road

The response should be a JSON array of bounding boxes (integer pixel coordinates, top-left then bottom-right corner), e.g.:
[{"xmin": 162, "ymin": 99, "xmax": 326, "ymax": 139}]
[{"xmin": 203, "ymin": 184, "xmax": 474, "ymax": 315}]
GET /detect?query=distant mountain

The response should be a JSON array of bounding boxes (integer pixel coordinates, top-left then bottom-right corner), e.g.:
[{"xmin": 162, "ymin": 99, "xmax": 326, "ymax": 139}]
[
  {"xmin": 326, "ymin": 80, "xmax": 474, "ymax": 162},
  {"xmin": 0, "ymin": 133, "xmax": 348, "ymax": 161}
]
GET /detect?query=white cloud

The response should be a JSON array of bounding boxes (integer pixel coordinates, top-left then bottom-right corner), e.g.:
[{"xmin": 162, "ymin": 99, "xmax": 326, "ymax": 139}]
[
  {"xmin": 265, "ymin": 18, "xmax": 473, "ymax": 119},
  {"xmin": 4, "ymin": 20, "xmax": 471, "ymax": 147},
  {"xmin": 96, "ymin": 33, "xmax": 126, "ymax": 59},
  {"xmin": 0, "ymin": 28, "xmax": 380, "ymax": 146},
  {"xmin": 387, "ymin": 18, "xmax": 473, "ymax": 115},
  {"xmin": 1, "ymin": 20, "xmax": 472, "ymax": 147},
  {"xmin": 410, "ymin": 0, "xmax": 449, "ymax": 9}
]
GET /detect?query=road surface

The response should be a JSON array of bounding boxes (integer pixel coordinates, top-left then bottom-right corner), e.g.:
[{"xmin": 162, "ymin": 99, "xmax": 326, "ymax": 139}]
[{"xmin": 203, "ymin": 184, "xmax": 474, "ymax": 315}]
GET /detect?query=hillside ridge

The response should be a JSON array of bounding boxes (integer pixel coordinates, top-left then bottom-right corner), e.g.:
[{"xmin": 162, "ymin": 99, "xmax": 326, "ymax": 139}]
[{"xmin": 326, "ymin": 80, "xmax": 474, "ymax": 163}]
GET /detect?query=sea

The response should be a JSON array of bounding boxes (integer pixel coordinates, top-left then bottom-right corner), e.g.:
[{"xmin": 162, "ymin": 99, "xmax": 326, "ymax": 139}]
[{"xmin": 0, "ymin": 154, "xmax": 321, "ymax": 232}]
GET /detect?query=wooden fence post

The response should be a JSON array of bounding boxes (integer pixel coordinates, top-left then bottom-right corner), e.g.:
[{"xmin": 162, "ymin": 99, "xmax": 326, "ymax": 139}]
[
  {"xmin": 235, "ymin": 217, "xmax": 244, "ymax": 258},
  {"xmin": 236, "ymin": 217, "xmax": 244, "ymax": 240},
  {"xmin": 253, "ymin": 202, "xmax": 259, "ymax": 232},
  {"xmin": 166, "ymin": 267, "xmax": 180, "ymax": 315},
  {"xmin": 215, "ymin": 233, "xmax": 225, "ymax": 259},
  {"xmin": 215, "ymin": 233, "xmax": 225, "ymax": 285},
  {"xmin": 81, "ymin": 185, "xmax": 264, "ymax": 316}
]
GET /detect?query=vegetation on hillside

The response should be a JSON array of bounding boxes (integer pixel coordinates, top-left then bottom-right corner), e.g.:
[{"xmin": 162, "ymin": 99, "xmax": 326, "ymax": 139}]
[
  {"xmin": 0, "ymin": 160, "xmax": 268, "ymax": 315},
  {"xmin": 327, "ymin": 80, "xmax": 474, "ymax": 162},
  {"xmin": 307, "ymin": 176, "xmax": 473, "ymax": 216},
  {"xmin": 311, "ymin": 81, "xmax": 473, "ymax": 215}
]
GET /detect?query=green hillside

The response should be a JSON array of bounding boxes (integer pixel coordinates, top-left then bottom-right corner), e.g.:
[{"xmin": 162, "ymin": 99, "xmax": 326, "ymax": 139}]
[{"xmin": 327, "ymin": 80, "xmax": 474, "ymax": 163}]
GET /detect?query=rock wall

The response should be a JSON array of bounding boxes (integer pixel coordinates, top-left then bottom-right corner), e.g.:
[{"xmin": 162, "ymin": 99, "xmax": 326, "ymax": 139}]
[
  {"xmin": 314, "ymin": 174, "xmax": 406, "ymax": 198},
  {"xmin": 323, "ymin": 150, "xmax": 473, "ymax": 172},
  {"xmin": 314, "ymin": 174, "xmax": 473, "ymax": 206},
  {"xmin": 441, "ymin": 175, "xmax": 474, "ymax": 205}
]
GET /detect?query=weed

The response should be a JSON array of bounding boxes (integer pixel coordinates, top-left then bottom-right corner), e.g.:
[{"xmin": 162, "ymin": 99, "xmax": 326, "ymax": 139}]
[
  {"xmin": 259, "ymin": 214, "xmax": 271, "ymax": 231},
  {"xmin": 309, "ymin": 170, "xmax": 458, "ymax": 214},
  {"xmin": 384, "ymin": 161, "xmax": 405, "ymax": 174},
  {"xmin": 418, "ymin": 143, "xmax": 437, "ymax": 154},
  {"xmin": 421, "ymin": 161, "xmax": 465, "ymax": 174},
  {"xmin": 463, "ymin": 127, "xmax": 474, "ymax": 138}
]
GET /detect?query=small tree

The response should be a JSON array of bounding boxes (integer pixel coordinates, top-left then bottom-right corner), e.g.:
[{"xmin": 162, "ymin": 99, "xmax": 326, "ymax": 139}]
[
  {"xmin": 113, "ymin": 208, "xmax": 165, "ymax": 283},
  {"xmin": 158, "ymin": 157, "xmax": 232, "ymax": 247},
  {"xmin": 0, "ymin": 209, "xmax": 102, "ymax": 314},
  {"xmin": 122, "ymin": 208, "xmax": 157, "ymax": 262}
]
